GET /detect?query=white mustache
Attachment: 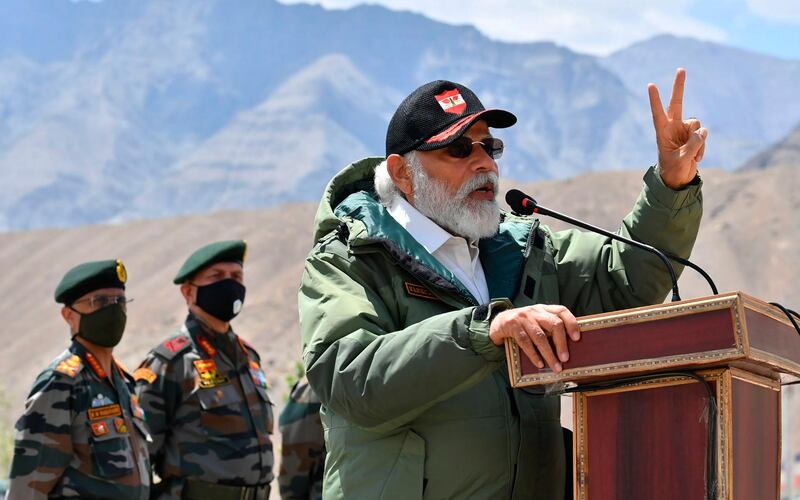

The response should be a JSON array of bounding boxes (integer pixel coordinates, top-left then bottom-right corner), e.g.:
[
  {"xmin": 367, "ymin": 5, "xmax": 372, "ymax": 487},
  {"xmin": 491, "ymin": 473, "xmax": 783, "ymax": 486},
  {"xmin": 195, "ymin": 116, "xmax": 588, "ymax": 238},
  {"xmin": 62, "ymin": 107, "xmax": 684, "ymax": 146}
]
[{"xmin": 456, "ymin": 172, "xmax": 499, "ymax": 200}]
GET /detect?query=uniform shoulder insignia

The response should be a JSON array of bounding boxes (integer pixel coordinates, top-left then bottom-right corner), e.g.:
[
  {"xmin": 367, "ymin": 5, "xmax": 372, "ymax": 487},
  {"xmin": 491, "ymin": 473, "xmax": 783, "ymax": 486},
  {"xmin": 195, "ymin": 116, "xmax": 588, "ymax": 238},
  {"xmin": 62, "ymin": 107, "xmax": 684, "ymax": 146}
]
[
  {"xmin": 53, "ymin": 353, "xmax": 83, "ymax": 378},
  {"xmin": 153, "ymin": 333, "xmax": 192, "ymax": 360}
]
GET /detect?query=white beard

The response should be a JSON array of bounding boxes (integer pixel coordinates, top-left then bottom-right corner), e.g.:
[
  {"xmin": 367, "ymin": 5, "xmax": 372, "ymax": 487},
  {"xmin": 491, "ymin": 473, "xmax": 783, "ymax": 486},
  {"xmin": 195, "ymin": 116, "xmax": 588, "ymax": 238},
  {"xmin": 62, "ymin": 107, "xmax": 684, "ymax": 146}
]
[{"xmin": 408, "ymin": 155, "xmax": 501, "ymax": 241}]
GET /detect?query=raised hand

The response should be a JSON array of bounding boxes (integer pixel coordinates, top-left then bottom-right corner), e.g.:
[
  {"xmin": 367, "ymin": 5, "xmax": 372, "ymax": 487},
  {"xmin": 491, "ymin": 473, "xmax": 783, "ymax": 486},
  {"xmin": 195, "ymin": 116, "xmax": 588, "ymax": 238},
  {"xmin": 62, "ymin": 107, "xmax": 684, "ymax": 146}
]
[{"xmin": 648, "ymin": 68, "xmax": 708, "ymax": 189}]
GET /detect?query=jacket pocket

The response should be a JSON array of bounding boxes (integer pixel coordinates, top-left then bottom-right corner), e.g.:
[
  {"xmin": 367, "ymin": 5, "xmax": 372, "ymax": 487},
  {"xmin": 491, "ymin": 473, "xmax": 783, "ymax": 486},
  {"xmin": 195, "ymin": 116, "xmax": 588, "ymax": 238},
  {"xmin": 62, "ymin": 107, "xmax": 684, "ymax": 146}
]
[
  {"xmin": 379, "ymin": 429, "xmax": 425, "ymax": 500},
  {"xmin": 90, "ymin": 431, "xmax": 135, "ymax": 478},
  {"xmin": 196, "ymin": 383, "xmax": 242, "ymax": 436}
]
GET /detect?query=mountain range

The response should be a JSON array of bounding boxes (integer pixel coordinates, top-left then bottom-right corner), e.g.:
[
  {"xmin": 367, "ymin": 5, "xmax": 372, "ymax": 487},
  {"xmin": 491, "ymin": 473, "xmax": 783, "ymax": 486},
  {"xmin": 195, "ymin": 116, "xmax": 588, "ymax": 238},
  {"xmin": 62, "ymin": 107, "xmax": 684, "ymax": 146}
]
[
  {"xmin": 0, "ymin": 0, "xmax": 799, "ymax": 231},
  {"xmin": 741, "ymin": 122, "xmax": 800, "ymax": 170}
]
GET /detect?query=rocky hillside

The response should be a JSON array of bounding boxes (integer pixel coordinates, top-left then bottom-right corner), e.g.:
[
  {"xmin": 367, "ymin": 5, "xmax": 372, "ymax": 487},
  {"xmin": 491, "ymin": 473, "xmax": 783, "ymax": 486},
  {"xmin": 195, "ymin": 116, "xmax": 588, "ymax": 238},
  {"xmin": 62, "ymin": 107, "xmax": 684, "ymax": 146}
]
[{"xmin": 740, "ymin": 122, "xmax": 800, "ymax": 170}]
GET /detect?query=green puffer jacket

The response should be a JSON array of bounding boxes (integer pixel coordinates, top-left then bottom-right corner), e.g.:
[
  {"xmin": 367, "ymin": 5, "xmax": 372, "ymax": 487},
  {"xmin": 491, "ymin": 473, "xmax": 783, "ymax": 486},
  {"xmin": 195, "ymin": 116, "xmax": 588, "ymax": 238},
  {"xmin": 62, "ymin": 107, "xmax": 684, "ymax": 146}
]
[{"xmin": 298, "ymin": 157, "xmax": 702, "ymax": 499}]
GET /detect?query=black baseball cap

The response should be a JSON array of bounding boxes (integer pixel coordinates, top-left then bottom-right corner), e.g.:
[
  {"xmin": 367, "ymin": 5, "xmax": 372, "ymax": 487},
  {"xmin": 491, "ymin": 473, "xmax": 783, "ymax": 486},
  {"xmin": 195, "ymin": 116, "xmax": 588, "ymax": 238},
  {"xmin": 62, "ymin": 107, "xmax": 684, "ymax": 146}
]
[{"xmin": 385, "ymin": 80, "xmax": 517, "ymax": 157}]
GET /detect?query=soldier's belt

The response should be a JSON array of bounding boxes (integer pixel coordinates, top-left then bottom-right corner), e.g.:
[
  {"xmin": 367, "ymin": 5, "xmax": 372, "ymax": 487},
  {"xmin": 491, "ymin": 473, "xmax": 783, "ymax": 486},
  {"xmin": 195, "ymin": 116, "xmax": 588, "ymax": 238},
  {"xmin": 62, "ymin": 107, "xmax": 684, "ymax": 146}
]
[{"xmin": 183, "ymin": 478, "xmax": 270, "ymax": 500}]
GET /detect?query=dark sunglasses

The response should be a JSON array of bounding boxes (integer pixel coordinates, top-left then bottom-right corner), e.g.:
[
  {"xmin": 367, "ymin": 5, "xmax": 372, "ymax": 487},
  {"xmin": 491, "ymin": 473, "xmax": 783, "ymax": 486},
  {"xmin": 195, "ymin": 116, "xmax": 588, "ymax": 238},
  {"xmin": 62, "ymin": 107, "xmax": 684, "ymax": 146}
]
[{"xmin": 444, "ymin": 136, "xmax": 504, "ymax": 160}]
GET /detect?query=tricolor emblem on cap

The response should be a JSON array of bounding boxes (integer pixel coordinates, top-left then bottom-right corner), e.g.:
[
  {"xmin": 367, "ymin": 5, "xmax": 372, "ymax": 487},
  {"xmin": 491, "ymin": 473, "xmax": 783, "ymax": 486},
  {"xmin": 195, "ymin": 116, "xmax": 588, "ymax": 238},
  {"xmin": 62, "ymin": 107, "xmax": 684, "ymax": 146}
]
[{"xmin": 435, "ymin": 89, "xmax": 466, "ymax": 115}]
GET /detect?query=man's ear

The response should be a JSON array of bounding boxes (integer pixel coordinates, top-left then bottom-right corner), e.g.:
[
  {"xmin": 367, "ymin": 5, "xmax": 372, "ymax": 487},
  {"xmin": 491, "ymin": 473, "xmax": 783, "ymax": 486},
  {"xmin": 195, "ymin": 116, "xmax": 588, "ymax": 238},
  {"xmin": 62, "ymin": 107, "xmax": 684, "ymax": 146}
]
[
  {"xmin": 61, "ymin": 306, "xmax": 79, "ymax": 334},
  {"xmin": 180, "ymin": 283, "xmax": 195, "ymax": 306},
  {"xmin": 387, "ymin": 154, "xmax": 414, "ymax": 199}
]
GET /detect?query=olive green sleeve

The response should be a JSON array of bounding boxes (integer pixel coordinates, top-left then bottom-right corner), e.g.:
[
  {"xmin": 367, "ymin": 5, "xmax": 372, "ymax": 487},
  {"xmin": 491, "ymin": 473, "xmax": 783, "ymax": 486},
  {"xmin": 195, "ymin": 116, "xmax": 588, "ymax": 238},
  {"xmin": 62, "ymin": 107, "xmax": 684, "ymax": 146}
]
[
  {"xmin": 298, "ymin": 249, "xmax": 510, "ymax": 434},
  {"xmin": 550, "ymin": 165, "xmax": 703, "ymax": 316}
]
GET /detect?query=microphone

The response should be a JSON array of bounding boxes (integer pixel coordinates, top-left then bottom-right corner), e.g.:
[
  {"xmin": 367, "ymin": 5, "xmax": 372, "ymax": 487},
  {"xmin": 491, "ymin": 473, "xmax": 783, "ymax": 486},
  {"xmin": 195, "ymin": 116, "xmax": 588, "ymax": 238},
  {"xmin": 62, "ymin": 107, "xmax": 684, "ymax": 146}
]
[
  {"xmin": 506, "ymin": 189, "xmax": 689, "ymax": 302},
  {"xmin": 505, "ymin": 190, "xmax": 718, "ymax": 296}
]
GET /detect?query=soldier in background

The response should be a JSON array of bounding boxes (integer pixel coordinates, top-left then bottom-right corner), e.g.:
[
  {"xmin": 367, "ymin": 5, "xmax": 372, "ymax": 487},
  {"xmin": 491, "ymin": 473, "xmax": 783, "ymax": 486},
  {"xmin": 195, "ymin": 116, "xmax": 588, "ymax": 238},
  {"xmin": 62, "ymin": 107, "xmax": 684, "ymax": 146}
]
[
  {"xmin": 134, "ymin": 240, "xmax": 274, "ymax": 500},
  {"xmin": 6, "ymin": 259, "xmax": 151, "ymax": 499},
  {"xmin": 278, "ymin": 376, "xmax": 325, "ymax": 500}
]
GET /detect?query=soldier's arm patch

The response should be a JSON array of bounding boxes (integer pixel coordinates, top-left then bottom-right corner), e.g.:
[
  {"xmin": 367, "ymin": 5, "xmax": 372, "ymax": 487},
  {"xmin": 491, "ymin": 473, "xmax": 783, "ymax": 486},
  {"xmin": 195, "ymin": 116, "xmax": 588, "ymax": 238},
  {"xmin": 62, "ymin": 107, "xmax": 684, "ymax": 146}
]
[{"xmin": 133, "ymin": 367, "xmax": 157, "ymax": 384}]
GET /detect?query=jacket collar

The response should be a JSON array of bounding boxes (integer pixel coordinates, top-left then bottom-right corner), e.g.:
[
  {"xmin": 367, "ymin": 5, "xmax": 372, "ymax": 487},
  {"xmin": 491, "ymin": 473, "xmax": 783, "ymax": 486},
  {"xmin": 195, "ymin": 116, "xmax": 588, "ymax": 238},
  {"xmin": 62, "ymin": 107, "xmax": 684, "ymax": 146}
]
[
  {"xmin": 317, "ymin": 157, "xmax": 538, "ymax": 302},
  {"xmin": 386, "ymin": 195, "xmax": 457, "ymax": 256}
]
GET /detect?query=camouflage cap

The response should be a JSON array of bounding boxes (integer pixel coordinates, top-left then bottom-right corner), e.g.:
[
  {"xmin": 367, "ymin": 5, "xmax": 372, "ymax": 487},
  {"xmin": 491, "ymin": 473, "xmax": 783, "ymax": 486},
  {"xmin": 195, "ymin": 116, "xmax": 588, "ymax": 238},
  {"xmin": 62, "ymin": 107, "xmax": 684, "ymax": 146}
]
[
  {"xmin": 55, "ymin": 259, "xmax": 127, "ymax": 304},
  {"xmin": 173, "ymin": 240, "xmax": 247, "ymax": 284}
]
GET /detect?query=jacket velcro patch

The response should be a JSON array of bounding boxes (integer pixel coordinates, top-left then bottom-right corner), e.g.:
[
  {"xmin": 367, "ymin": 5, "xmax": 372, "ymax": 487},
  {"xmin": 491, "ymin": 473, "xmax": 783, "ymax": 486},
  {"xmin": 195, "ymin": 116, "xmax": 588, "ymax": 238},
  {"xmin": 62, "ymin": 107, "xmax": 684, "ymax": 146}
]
[{"xmin": 404, "ymin": 282, "xmax": 439, "ymax": 301}]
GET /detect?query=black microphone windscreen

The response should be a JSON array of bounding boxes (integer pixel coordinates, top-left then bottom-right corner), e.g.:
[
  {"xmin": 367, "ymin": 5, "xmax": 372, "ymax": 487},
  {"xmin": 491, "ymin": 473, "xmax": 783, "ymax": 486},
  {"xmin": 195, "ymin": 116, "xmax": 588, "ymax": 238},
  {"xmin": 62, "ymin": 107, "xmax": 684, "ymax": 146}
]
[{"xmin": 505, "ymin": 189, "xmax": 534, "ymax": 213}]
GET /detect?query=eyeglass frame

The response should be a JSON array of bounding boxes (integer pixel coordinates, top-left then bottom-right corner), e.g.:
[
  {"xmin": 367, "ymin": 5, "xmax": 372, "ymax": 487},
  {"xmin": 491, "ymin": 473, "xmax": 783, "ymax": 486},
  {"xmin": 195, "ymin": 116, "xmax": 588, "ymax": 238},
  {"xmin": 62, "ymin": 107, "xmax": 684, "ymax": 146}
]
[
  {"xmin": 442, "ymin": 136, "xmax": 504, "ymax": 160},
  {"xmin": 69, "ymin": 294, "xmax": 133, "ymax": 311}
]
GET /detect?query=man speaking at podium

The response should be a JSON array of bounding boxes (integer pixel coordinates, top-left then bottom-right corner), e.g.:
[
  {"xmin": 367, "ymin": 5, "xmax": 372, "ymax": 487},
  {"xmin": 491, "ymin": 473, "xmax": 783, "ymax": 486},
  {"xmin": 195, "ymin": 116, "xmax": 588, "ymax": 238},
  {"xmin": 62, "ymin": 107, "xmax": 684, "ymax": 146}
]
[{"xmin": 298, "ymin": 70, "xmax": 705, "ymax": 499}]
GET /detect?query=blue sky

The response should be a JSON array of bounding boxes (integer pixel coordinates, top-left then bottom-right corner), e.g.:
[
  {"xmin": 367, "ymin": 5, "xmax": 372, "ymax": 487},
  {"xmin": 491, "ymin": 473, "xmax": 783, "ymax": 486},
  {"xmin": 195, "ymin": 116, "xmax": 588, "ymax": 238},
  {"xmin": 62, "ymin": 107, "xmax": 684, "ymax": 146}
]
[
  {"xmin": 279, "ymin": 0, "xmax": 800, "ymax": 60},
  {"xmin": 690, "ymin": 0, "xmax": 800, "ymax": 60}
]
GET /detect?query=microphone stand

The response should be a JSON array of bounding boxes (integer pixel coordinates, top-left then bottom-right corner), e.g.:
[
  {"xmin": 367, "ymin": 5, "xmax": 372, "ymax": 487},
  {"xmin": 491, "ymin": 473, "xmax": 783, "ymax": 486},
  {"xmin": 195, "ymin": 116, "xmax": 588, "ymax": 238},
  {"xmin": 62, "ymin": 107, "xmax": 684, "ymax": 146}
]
[
  {"xmin": 529, "ymin": 203, "xmax": 682, "ymax": 302},
  {"xmin": 506, "ymin": 198, "xmax": 681, "ymax": 302}
]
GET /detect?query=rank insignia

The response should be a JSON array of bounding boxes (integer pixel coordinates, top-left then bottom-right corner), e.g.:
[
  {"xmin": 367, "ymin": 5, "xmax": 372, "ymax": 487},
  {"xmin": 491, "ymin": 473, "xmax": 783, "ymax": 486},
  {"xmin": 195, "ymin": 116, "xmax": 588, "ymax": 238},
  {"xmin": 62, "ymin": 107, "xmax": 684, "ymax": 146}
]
[
  {"xmin": 196, "ymin": 336, "xmax": 217, "ymax": 358},
  {"xmin": 114, "ymin": 417, "xmax": 128, "ymax": 434},
  {"xmin": 88, "ymin": 403, "xmax": 122, "ymax": 421},
  {"xmin": 133, "ymin": 367, "xmax": 157, "ymax": 384},
  {"xmin": 194, "ymin": 359, "xmax": 229, "ymax": 388},
  {"xmin": 91, "ymin": 421, "xmax": 110, "ymax": 437},
  {"xmin": 84, "ymin": 352, "xmax": 107, "ymax": 379},
  {"xmin": 54, "ymin": 354, "xmax": 82, "ymax": 377}
]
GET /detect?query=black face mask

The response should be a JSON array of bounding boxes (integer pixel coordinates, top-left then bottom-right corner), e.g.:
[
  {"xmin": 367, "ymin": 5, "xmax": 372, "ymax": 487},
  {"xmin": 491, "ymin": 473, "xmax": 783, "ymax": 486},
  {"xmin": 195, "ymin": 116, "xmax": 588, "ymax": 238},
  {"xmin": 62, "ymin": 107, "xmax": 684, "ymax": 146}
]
[
  {"xmin": 76, "ymin": 303, "xmax": 127, "ymax": 347},
  {"xmin": 194, "ymin": 279, "xmax": 246, "ymax": 322}
]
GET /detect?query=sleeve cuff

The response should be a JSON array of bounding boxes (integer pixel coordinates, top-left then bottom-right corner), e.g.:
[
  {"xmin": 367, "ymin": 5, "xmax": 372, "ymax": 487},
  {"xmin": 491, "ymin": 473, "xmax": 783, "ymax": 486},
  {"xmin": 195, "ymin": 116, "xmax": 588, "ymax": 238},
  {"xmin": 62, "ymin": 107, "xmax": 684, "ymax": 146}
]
[
  {"xmin": 468, "ymin": 299, "xmax": 513, "ymax": 362},
  {"xmin": 644, "ymin": 164, "xmax": 703, "ymax": 211}
]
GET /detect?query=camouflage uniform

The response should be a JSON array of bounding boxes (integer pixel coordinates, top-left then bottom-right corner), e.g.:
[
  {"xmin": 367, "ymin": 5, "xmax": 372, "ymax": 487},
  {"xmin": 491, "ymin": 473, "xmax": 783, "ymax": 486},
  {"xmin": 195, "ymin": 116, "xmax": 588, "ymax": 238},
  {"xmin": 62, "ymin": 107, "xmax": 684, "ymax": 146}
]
[
  {"xmin": 134, "ymin": 314, "xmax": 274, "ymax": 499},
  {"xmin": 7, "ymin": 340, "xmax": 151, "ymax": 499},
  {"xmin": 278, "ymin": 377, "xmax": 324, "ymax": 500}
]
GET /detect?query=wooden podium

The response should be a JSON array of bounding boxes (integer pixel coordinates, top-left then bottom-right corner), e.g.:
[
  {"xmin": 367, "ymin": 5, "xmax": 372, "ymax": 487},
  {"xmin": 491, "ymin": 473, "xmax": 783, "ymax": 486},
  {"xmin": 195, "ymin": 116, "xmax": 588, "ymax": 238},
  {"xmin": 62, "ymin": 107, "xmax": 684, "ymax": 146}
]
[{"xmin": 505, "ymin": 292, "xmax": 799, "ymax": 500}]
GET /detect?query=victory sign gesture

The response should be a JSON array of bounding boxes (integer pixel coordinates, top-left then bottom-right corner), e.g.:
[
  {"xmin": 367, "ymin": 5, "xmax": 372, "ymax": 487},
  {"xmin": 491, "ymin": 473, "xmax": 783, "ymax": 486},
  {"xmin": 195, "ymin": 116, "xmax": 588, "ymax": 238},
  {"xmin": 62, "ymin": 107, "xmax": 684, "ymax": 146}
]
[{"xmin": 648, "ymin": 68, "xmax": 708, "ymax": 189}]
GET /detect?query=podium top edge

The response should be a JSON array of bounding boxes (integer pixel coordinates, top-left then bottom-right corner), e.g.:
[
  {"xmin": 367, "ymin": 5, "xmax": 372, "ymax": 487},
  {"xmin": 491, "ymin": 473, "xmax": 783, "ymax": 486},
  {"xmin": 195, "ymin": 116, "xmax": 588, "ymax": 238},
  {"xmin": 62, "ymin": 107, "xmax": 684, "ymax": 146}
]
[{"xmin": 575, "ymin": 291, "xmax": 795, "ymax": 330}]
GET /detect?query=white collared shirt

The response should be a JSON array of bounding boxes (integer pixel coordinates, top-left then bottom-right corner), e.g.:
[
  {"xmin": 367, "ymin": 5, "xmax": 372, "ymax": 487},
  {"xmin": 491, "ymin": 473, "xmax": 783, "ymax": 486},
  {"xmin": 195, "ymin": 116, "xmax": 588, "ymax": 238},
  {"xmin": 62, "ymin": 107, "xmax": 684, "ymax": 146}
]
[{"xmin": 387, "ymin": 196, "xmax": 490, "ymax": 304}]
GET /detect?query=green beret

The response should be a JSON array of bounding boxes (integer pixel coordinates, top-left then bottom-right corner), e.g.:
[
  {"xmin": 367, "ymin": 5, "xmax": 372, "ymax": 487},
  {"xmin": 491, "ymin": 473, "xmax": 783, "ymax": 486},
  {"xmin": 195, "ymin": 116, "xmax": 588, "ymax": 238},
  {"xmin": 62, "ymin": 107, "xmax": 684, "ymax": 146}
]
[
  {"xmin": 173, "ymin": 240, "xmax": 247, "ymax": 284},
  {"xmin": 55, "ymin": 259, "xmax": 127, "ymax": 304}
]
